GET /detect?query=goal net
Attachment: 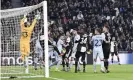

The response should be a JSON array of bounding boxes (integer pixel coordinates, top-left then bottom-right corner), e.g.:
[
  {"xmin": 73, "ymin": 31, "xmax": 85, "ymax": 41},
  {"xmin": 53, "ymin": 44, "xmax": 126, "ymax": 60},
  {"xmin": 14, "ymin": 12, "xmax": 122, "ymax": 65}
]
[{"xmin": 0, "ymin": 1, "xmax": 49, "ymax": 79}]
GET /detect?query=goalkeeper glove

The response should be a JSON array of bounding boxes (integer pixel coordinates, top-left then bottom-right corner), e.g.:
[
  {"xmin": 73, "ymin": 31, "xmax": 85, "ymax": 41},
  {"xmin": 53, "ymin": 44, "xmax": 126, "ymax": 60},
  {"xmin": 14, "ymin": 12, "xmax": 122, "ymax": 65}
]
[
  {"xmin": 35, "ymin": 14, "xmax": 41, "ymax": 20},
  {"xmin": 24, "ymin": 14, "xmax": 27, "ymax": 18},
  {"xmin": 35, "ymin": 11, "xmax": 41, "ymax": 19}
]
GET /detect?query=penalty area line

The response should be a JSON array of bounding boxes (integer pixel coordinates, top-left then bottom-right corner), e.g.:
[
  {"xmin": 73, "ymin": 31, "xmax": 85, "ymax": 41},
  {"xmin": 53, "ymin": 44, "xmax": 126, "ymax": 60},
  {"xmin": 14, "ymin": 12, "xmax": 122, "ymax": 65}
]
[{"xmin": 49, "ymin": 77, "xmax": 65, "ymax": 80}]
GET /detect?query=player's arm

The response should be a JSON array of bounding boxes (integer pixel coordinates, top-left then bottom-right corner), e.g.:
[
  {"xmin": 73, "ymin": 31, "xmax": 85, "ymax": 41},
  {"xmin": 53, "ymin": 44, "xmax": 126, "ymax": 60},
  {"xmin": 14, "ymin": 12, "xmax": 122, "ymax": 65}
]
[
  {"xmin": 102, "ymin": 33, "xmax": 110, "ymax": 43},
  {"xmin": 30, "ymin": 37, "xmax": 38, "ymax": 43},
  {"xmin": 90, "ymin": 36, "xmax": 94, "ymax": 46},
  {"xmin": 31, "ymin": 11, "xmax": 41, "ymax": 29},
  {"xmin": 30, "ymin": 18, "xmax": 37, "ymax": 29},
  {"xmin": 75, "ymin": 35, "xmax": 80, "ymax": 43},
  {"xmin": 20, "ymin": 15, "xmax": 27, "ymax": 28}
]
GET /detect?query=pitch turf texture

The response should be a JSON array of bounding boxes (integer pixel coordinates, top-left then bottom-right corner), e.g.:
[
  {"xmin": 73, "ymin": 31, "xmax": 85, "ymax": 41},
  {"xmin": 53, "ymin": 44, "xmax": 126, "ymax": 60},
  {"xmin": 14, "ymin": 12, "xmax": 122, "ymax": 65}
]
[{"xmin": 1, "ymin": 65, "xmax": 133, "ymax": 80}]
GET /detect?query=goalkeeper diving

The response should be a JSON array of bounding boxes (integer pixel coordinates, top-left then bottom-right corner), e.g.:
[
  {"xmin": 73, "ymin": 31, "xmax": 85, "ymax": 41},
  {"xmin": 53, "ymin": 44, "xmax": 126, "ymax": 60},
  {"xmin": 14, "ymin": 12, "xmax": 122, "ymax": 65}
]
[{"xmin": 20, "ymin": 11, "xmax": 41, "ymax": 61}]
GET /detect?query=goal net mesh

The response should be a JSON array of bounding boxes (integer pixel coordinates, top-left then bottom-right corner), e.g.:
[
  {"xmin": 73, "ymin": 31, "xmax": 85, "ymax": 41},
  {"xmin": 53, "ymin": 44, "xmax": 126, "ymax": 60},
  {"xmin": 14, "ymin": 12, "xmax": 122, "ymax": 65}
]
[{"xmin": 0, "ymin": 2, "xmax": 46, "ymax": 79}]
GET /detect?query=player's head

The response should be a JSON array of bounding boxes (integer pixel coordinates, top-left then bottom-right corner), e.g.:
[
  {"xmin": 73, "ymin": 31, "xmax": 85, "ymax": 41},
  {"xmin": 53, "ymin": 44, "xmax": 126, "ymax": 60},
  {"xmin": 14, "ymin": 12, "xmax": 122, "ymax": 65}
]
[
  {"xmin": 73, "ymin": 29, "xmax": 78, "ymax": 35},
  {"xmin": 66, "ymin": 31, "xmax": 70, "ymax": 37},
  {"xmin": 95, "ymin": 28, "xmax": 101, "ymax": 35},
  {"xmin": 103, "ymin": 26, "xmax": 109, "ymax": 33},
  {"xmin": 112, "ymin": 37, "xmax": 115, "ymax": 41},
  {"xmin": 24, "ymin": 21, "xmax": 30, "ymax": 27},
  {"xmin": 59, "ymin": 35, "xmax": 65, "ymax": 40},
  {"xmin": 24, "ymin": 15, "xmax": 31, "ymax": 27}
]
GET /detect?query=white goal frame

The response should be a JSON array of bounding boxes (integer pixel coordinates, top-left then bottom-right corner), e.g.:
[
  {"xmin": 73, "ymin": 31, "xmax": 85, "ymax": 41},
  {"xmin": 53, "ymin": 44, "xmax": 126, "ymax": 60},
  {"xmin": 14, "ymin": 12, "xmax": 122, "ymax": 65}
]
[{"xmin": 0, "ymin": 1, "xmax": 49, "ymax": 79}]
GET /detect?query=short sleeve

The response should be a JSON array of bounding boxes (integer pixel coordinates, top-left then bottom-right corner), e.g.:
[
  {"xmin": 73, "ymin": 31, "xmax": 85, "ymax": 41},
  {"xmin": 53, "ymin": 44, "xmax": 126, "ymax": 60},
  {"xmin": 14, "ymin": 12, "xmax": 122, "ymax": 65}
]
[
  {"xmin": 101, "ymin": 33, "xmax": 105, "ymax": 40},
  {"xmin": 91, "ymin": 36, "xmax": 94, "ymax": 42},
  {"xmin": 66, "ymin": 37, "xmax": 70, "ymax": 42},
  {"xmin": 76, "ymin": 35, "xmax": 80, "ymax": 41},
  {"xmin": 60, "ymin": 40, "xmax": 64, "ymax": 45}
]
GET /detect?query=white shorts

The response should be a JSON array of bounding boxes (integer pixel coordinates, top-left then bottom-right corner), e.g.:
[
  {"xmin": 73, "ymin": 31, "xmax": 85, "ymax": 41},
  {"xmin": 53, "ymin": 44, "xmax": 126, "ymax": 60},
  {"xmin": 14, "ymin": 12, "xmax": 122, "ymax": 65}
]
[
  {"xmin": 71, "ymin": 52, "xmax": 76, "ymax": 58},
  {"xmin": 110, "ymin": 47, "xmax": 114, "ymax": 53},
  {"xmin": 71, "ymin": 44, "xmax": 78, "ymax": 58},
  {"xmin": 49, "ymin": 51, "xmax": 54, "ymax": 58},
  {"xmin": 93, "ymin": 48, "xmax": 104, "ymax": 60}
]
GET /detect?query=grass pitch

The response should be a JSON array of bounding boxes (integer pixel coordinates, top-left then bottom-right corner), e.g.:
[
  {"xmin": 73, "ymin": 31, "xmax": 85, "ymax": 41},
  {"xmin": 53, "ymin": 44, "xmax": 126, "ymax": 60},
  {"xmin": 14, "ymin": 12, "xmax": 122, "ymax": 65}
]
[{"xmin": 1, "ymin": 65, "xmax": 133, "ymax": 80}]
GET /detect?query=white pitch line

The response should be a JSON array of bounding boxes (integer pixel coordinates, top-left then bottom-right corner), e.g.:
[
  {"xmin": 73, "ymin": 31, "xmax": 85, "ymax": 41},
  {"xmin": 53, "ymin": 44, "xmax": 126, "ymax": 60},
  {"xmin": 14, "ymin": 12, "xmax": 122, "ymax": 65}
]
[
  {"xmin": 1, "ymin": 75, "xmax": 44, "ymax": 79},
  {"xmin": 49, "ymin": 77, "xmax": 65, "ymax": 80}
]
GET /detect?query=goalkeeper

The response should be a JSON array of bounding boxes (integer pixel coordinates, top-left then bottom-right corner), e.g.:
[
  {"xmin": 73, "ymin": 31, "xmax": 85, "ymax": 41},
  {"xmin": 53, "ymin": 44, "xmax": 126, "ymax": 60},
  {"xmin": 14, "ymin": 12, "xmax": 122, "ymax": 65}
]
[{"xmin": 20, "ymin": 13, "xmax": 40, "ymax": 61}]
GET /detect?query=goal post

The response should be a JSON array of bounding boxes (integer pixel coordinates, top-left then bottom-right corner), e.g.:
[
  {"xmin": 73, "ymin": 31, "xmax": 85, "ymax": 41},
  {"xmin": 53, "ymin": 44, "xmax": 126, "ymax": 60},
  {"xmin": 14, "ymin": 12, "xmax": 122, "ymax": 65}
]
[
  {"xmin": 43, "ymin": 1, "xmax": 49, "ymax": 78},
  {"xmin": 0, "ymin": 1, "xmax": 49, "ymax": 79}
]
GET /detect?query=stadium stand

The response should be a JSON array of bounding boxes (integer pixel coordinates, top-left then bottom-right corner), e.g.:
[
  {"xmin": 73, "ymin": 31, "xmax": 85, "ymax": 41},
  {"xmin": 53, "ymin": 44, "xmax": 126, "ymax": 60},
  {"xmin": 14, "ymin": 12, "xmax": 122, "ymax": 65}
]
[{"xmin": 1, "ymin": 0, "xmax": 133, "ymax": 51}]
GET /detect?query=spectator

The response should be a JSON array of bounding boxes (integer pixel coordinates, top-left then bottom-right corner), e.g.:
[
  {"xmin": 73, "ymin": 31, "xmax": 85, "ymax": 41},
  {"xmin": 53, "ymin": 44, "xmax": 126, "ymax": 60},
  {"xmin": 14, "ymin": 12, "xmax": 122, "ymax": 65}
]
[
  {"xmin": 77, "ymin": 11, "xmax": 84, "ymax": 20},
  {"xmin": 1, "ymin": 0, "xmax": 133, "ymax": 51}
]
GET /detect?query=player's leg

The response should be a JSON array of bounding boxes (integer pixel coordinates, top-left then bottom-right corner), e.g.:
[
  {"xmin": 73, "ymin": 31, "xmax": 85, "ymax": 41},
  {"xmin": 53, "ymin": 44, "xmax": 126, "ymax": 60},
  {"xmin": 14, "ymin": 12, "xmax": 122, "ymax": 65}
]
[
  {"xmin": 93, "ymin": 50, "xmax": 97, "ymax": 73},
  {"xmin": 62, "ymin": 53, "xmax": 66, "ymax": 71},
  {"xmin": 25, "ymin": 44, "xmax": 30, "ymax": 73},
  {"xmin": 103, "ymin": 48, "xmax": 110, "ymax": 73},
  {"xmin": 20, "ymin": 43, "xmax": 25, "ymax": 61},
  {"xmin": 98, "ymin": 49, "xmax": 105, "ymax": 73},
  {"xmin": 111, "ymin": 52, "xmax": 114, "ymax": 64},
  {"xmin": 37, "ymin": 48, "xmax": 44, "ymax": 69},
  {"xmin": 49, "ymin": 51, "xmax": 58, "ymax": 68},
  {"xmin": 65, "ymin": 57, "xmax": 69, "ymax": 71},
  {"xmin": 55, "ymin": 48, "xmax": 62, "ymax": 71},
  {"xmin": 34, "ymin": 54, "xmax": 38, "ymax": 70},
  {"xmin": 75, "ymin": 51, "xmax": 80, "ymax": 73},
  {"xmin": 56, "ymin": 56, "xmax": 62, "ymax": 71},
  {"xmin": 77, "ymin": 61, "xmax": 81, "ymax": 71},
  {"xmin": 81, "ymin": 52, "xmax": 86, "ymax": 72},
  {"xmin": 69, "ymin": 52, "xmax": 76, "ymax": 69},
  {"xmin": 49, "ymin": 51, "xmax": 53, "ymax": 66},
  {"xmin": 115, "ymin": 52, "xmax": 120, "ymax": 65},
  {"xmin": 70, "ymin": 46, "xmax": 77, "ymax": 69},
  {"xmin": 39, "ymin": 57, "xmax": 43, "ymax": 69},
  {"xmin": 65, "ymin": 49, "xmax": 71, "ymax": 71}
]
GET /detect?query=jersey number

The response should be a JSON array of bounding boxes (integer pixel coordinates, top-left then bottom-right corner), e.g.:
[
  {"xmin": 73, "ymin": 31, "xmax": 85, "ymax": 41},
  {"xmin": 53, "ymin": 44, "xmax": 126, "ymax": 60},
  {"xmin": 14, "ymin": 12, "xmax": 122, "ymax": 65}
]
[
  {"xmin": 95, "ymin": 39, "xmax": 102, "ymax": 47},
  {"xmin": 22, "ymin": 32, "xmax": 28, "ymax": 37}
]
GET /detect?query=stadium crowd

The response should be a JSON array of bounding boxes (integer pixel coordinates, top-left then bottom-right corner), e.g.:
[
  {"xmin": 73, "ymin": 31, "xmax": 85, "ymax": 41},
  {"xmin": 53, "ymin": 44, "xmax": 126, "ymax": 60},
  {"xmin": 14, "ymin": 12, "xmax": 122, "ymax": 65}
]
[
  {"xmin": 1, "ymin": 0, "xmax": 12, "ymax": 9},
  {"xmin": 47, "ymin": 0, "xmax": 133, "ymax": 51},
  {"xmin": 1, "ymin": 0, "xmax": 133, "ymax": 51}
]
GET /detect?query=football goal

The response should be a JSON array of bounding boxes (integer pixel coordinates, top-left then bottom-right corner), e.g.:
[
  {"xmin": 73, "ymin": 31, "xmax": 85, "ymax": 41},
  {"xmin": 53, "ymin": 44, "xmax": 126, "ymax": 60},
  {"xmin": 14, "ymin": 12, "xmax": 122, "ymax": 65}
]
[{"xmin": 0, "ymin": 1, "xmax": 49, "ymax": 79}]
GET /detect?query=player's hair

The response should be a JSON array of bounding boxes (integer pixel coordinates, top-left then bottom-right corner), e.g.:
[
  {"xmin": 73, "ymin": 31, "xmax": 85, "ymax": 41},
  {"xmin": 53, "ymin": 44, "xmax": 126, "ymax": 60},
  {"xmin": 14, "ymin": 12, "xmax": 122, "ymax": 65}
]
[
  {"xmin": 95, "ymin": 28, "xmax": 101, "ymax": 34},
  {"xmin": 104, "ymin": 25, "xmax": 109, "ymax": 31}
]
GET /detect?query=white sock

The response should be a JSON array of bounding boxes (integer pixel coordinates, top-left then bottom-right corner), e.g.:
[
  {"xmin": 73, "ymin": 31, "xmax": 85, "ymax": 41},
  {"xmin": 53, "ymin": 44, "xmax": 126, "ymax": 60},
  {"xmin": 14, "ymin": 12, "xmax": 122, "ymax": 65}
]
[
  {"xmin": 77, "ymin": 62, "xmax": 80, "ymax": 70},
  {"xmin": 101, "ymin": 61, "xmax": 104, "ymax": 71},
  {"xmin": 93, "ymin": 61, "xmax": 96, "ymax": 72},
  {"xmin": 70, "ymin": 60, "xmax": 74, "ymax": 68}
]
